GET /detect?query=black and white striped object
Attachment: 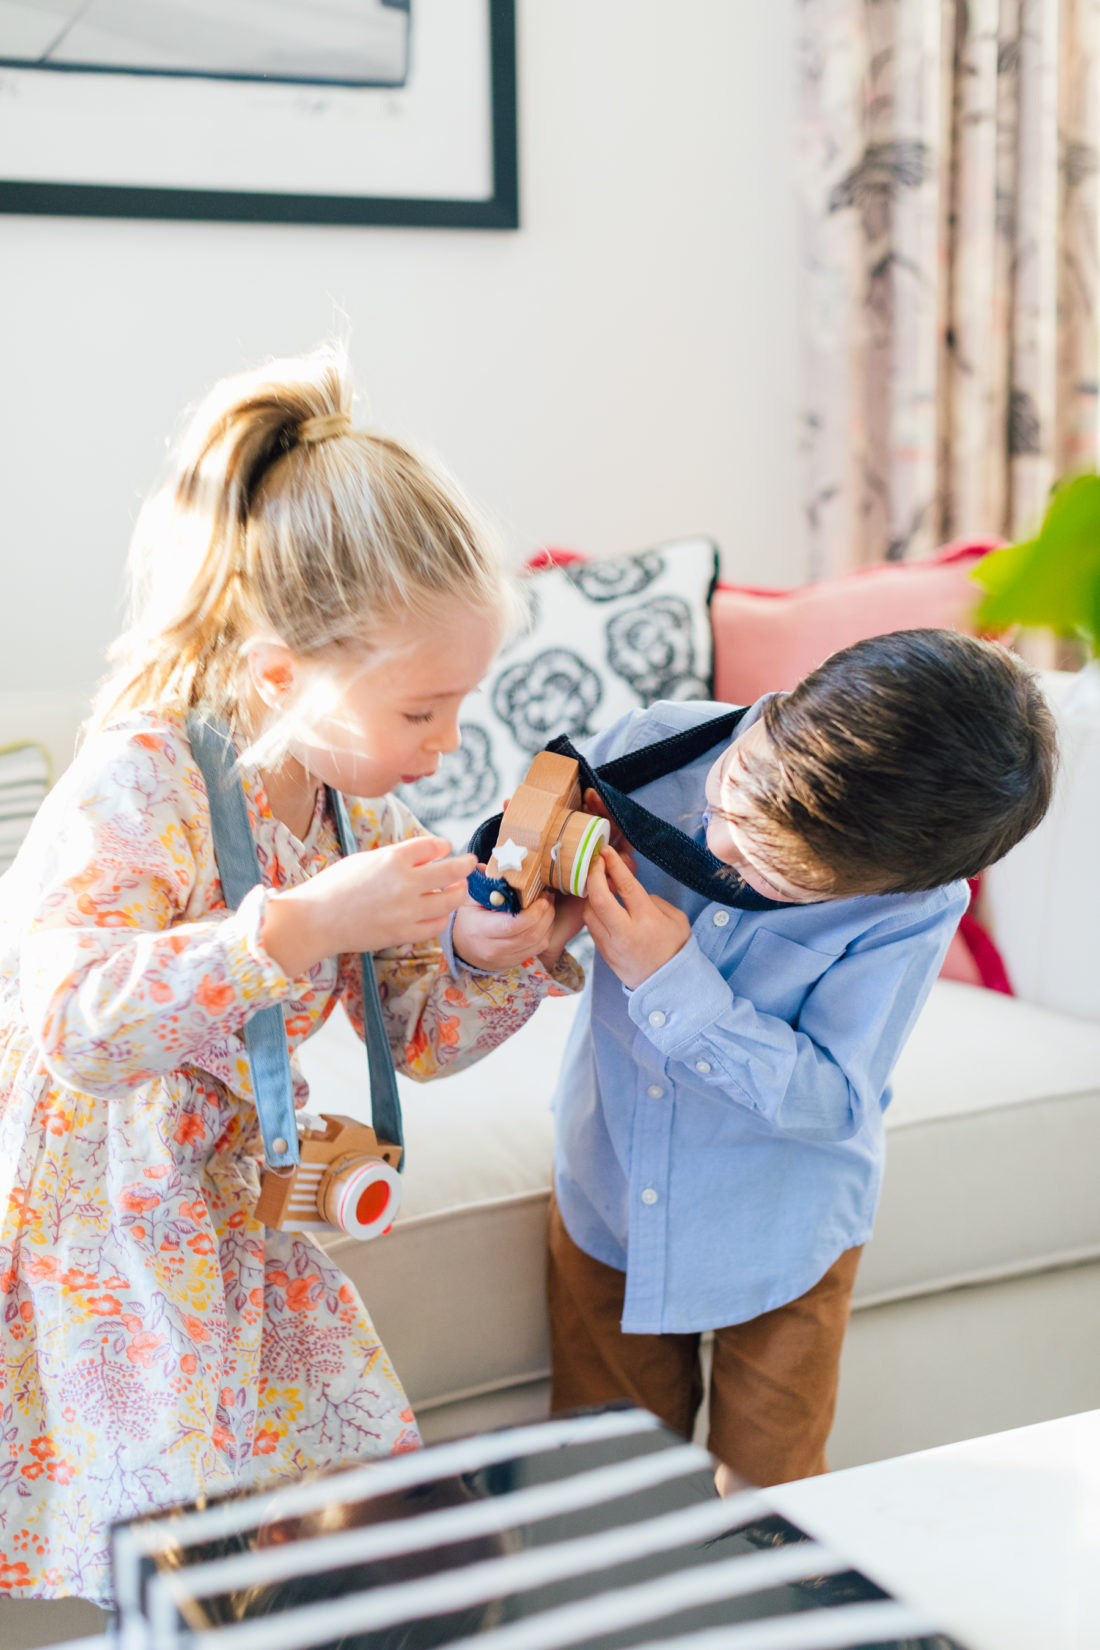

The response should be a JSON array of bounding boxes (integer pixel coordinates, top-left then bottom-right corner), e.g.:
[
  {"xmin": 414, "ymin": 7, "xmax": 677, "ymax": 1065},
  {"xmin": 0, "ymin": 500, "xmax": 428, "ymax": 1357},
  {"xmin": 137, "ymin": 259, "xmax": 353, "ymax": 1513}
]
[
  {"xmin": 0, "ymin": 742, "xmax": 50, "ymax": 875},
  {"xmin": 112, "ymin": 1408, "xmax": 966, "ymax": 1650}
]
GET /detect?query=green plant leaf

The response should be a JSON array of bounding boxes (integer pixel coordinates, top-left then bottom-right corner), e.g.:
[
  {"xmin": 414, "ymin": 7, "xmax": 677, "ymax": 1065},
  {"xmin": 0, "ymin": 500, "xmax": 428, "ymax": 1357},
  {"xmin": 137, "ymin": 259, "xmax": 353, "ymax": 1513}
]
[{"xmin": 971, "ymin": 474, "xmax": 1100, "ymax": 654}]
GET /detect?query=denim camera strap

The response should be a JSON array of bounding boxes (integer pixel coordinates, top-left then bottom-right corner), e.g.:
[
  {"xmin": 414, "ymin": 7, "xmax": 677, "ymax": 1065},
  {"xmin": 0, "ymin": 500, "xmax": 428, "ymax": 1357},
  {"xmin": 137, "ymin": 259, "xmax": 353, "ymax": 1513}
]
[
  {"xmin": 325, "ymin": 789, "xmax": 404, "ymax": 1158},
  {"xmin": 187, "ymin": 716, "xmax": 301, "ymax": 1172},
  {"xmin": 187, "ymin": 717, "xmax": 403, "ymax": 1174},
  {"xmin": 466, "ymin": 706, "xmax": 791, "ymax": 915}
]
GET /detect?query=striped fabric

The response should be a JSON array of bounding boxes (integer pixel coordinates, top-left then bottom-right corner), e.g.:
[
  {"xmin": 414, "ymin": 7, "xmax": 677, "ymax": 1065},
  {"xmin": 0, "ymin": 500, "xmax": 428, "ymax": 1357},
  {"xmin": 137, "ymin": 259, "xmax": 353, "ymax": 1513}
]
[
  {"xmin": 113, "ymin": 1408, "xmax": 966, "ymax": 1650},
  {"xmin": 0, "ymin": 742, "xmax": 50, "ymax": 876}
]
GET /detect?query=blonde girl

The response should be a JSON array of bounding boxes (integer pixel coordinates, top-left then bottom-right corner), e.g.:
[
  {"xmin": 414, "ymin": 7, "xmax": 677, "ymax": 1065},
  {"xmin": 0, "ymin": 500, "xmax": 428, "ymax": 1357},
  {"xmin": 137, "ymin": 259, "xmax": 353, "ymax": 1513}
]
[{"xmin": 0, "ymin": 350, "xmax": 581, "ymax": 1605}]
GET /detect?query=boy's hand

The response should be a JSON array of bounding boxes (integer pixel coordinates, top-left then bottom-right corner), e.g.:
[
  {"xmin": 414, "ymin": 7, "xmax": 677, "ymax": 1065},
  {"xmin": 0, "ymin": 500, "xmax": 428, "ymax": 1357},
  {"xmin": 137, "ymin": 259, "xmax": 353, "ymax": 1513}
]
[
  {"xmin": 583, "ymin": 845, "xmax": 691, "ymax": 990},
  {"xmin": 582, "ymin": 789, "xmax": 629, "ymax": 852},
  {"xmin": 581, "ymin": 790, "xmax": 638, "ymax": 878}
]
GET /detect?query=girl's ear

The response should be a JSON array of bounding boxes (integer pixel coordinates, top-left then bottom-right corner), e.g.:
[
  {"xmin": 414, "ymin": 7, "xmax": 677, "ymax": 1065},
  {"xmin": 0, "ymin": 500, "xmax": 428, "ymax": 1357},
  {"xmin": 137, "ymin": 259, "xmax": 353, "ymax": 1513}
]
[{"xmin": 248, "ymin": 641, "xmax": 300, "ymax": 710}]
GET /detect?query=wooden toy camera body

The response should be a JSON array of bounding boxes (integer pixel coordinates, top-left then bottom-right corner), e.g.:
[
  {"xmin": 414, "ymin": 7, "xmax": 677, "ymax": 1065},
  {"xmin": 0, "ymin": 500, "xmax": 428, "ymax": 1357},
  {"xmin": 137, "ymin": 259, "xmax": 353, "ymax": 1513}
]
[
  {"xmin": 255, "ymin": 1116, "xmax": 402, "ymax": 1241},
  {"xmin": 488, "ymin": 751, "xmax": 611, "ymax": 908}
]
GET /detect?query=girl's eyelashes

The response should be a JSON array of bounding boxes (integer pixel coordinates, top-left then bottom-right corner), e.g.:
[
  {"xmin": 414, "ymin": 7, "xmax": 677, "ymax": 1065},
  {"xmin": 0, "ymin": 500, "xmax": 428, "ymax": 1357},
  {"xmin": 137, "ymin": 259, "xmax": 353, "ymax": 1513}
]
[{"xmin": 403, "ymin": 710, "xmax": 435, "ymax": 725}]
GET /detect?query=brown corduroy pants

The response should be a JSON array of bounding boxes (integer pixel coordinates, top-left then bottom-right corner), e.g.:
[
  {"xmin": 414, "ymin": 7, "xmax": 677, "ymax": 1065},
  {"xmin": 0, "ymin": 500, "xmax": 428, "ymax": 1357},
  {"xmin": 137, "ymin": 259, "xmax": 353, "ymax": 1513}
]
[{"xmin": 547, "ymin": 1192, "xmax": 861, "ymax": 1487}]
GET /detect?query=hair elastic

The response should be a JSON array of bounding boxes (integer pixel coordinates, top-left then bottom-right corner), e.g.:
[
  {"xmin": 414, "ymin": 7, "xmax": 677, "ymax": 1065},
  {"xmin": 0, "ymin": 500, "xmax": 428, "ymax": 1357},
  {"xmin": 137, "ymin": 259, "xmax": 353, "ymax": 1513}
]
[{"xmin": 297, "ymin": 411, "xmax": 353, "ymax": 445}]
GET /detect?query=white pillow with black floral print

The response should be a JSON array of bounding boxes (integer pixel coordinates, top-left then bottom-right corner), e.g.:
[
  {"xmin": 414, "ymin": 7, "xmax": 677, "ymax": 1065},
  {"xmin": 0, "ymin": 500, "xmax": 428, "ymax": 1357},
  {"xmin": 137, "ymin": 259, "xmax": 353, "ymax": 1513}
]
[{"xmin": 397, "ymin": 537, "xmax": 719, "ymax": 852}]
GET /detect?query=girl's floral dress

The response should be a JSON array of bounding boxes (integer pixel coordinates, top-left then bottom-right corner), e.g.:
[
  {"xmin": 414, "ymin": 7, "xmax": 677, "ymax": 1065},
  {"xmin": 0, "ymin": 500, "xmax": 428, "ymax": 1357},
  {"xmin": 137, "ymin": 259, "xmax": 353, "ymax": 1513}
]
[{"xmin": 0, "ymin": 713, "xmax": 580, "ymax": 1604}]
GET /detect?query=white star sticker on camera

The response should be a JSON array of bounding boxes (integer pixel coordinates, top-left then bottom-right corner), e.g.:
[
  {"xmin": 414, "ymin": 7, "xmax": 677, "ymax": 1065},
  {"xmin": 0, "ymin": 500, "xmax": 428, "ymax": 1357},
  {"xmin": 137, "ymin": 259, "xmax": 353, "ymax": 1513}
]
[{"xmin": 493, "ymin": 837, "xmax": 529, "ymax": 873}]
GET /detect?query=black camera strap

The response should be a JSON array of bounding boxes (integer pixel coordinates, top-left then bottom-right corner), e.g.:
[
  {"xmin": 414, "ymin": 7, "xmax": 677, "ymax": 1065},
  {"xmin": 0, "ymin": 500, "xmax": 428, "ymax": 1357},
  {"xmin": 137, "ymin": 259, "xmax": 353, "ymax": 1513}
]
[{"xmin": 466, "ymin": 708, "xmax": 792, "ymax": 915}]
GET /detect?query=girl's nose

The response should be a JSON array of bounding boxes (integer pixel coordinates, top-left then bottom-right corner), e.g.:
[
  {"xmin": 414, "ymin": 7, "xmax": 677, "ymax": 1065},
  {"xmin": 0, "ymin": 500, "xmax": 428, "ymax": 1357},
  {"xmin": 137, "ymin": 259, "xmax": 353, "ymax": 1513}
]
[{"xmin": 427, "ymin": 714, "xmax": 462, "ymax": 756}]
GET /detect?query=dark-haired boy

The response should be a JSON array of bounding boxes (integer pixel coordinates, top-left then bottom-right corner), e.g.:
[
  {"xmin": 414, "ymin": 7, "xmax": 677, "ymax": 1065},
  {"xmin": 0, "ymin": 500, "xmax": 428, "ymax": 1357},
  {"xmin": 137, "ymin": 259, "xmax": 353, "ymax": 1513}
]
[{"xmin": 548, "ymin": 629, "xmax": 1056, "ymax": 1488}]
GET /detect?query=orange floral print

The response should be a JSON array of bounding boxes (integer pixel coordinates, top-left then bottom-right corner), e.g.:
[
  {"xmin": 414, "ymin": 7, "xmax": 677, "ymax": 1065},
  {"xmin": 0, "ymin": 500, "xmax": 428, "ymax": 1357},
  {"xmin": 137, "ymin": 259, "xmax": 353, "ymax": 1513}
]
[
  {"xmin": 126, "ymin": 1332, "xmax": 167, "ymax": 1368},
  {"xmin": 119, "ymin": 1189, "xmax": 160, "ymax": 1213},
  {"xmin": 284, "ymin": 1275, "xmax": 321, "ymax": 1312},
  {"xmin": 195, "ymin": 975, "xmax": 236, "ymax": 1016},
  {"xmin": 86, "ymin": 1295, "xmax": 122, "ymax": 1317}
]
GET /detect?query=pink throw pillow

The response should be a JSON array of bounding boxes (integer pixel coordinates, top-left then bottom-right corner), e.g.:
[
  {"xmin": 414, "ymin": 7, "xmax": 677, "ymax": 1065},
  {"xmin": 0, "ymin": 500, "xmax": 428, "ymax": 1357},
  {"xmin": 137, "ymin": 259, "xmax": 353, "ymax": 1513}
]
[{"xmin": 711, "ymin": 541, "xmax": 999, "ymax": 705}]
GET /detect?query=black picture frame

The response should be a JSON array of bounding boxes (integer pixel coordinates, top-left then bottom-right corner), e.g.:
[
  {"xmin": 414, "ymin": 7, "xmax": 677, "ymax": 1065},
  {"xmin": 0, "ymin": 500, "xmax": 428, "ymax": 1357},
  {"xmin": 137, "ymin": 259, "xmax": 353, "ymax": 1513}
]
[{"xmin": 0, "ymin": 0, "xmax": 518, "ymax": 229}]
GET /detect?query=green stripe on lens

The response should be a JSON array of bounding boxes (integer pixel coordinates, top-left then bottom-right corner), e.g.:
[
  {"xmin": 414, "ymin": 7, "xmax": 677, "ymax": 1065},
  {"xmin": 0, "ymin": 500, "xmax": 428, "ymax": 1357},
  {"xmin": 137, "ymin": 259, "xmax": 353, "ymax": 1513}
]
[{"xmin": 571, "ymin": 819, "xmax": 604, "ymax": 895}]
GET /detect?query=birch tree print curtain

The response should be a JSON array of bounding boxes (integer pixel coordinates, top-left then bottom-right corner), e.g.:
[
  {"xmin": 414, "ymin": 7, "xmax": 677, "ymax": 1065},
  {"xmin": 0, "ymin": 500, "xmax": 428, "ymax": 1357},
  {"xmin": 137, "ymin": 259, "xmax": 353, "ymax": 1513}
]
[{"xmin": 798, "ymin": 0, "xmax": 1099, "ymax": 575}]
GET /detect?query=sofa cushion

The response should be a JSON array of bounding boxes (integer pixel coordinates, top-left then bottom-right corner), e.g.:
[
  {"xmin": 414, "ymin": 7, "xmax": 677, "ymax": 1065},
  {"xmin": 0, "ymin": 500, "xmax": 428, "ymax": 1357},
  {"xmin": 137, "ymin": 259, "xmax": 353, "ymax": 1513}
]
[
  {"xmin": 393, "ymin": 538, "xmax": 719, "ymax": 851},
  {"xmin": 710, "ymin": 540, "xmax": 997, "ymax": 706},
  {"xmin": 858, "ymin": 981, "xmax": 1100, "ymax": 1303},
  {"xmin": 301, "ymin": 978, "xmax": 1100, "ymax": 1418}
]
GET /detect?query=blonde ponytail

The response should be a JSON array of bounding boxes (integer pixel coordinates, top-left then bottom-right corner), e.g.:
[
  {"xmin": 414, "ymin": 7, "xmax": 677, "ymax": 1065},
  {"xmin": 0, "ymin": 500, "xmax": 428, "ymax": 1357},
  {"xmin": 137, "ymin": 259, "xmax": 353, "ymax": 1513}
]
[{"xmin": 91, "ymin": 348, "xmax": 518, "ymax": 758}]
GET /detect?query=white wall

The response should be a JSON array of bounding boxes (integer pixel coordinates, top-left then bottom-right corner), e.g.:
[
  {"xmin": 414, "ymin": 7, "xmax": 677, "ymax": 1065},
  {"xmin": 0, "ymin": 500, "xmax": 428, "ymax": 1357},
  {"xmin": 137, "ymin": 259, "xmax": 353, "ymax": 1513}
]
[{"xmin": 0, "ymin": 0, "xmax": 802, "ymax": 708}]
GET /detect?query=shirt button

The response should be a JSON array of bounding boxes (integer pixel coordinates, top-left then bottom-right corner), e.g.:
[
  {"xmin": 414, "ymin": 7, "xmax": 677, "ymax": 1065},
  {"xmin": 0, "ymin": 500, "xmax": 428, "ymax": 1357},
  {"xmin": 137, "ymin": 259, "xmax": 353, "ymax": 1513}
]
[
  {"xmin": 647, "ymin": 1084, "xmax": 663, "ymax": 1098},
  {"xmin": 713, "ymin": 910, "xmax": 730, "ymax": 927},
  {"xmin": 641, "ymin": 1187, "xmax": 659, "ymax": 1205},
  {"xmin": 695, "ymin": 1059, "xmax": 711, "ymax": 1075},
  {"xmin": 648, "ymin": 1010, "xmax": 667, "ymax": 1028}
]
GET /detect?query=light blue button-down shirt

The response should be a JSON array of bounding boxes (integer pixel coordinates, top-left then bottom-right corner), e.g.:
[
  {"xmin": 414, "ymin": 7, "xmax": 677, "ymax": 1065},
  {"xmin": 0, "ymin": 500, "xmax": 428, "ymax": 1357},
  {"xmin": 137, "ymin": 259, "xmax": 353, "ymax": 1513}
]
[{"xmin": 553, "ymin": 699, "xmax": 968, "ymax": 1334}]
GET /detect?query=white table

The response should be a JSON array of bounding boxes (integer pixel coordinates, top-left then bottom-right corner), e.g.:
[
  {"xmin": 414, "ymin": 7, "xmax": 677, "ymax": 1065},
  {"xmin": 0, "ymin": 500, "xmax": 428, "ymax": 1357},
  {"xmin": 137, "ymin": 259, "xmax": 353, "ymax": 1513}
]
[
  {"xmin": 773, "ymin": 1407, "xmax": 1100, "ymax": 1650},
  {"xmin": 55, "ymin": 1409, "xmax": 1100, "ymax": 1650}
]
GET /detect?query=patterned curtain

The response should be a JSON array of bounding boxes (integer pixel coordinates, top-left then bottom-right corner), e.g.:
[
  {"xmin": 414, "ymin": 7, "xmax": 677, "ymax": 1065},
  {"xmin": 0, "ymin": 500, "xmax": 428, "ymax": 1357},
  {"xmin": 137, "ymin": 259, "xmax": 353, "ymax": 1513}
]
[{"xmin": 798, "ymin": 0, "xmax": 1100, "ymax": 575}]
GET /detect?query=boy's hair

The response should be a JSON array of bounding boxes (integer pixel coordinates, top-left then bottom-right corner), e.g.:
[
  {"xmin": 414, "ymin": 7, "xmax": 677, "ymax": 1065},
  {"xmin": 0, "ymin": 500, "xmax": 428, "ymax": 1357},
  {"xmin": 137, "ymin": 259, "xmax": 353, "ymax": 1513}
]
[
  {"xmin": 91, "ymin": 347, "xmax": 520, "ymax": 764},
  {"xmin": 729, "ymin": 629, "xmax": 1057, "ymax": 896}
]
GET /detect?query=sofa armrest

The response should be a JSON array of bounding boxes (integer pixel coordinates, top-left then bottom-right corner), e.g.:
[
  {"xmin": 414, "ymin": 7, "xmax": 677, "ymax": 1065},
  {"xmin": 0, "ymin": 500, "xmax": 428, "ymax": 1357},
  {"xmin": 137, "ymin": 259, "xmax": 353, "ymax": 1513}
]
[{"xmin": 982, "ymin": 668, "xmax": 1100, "ymax": 1021}]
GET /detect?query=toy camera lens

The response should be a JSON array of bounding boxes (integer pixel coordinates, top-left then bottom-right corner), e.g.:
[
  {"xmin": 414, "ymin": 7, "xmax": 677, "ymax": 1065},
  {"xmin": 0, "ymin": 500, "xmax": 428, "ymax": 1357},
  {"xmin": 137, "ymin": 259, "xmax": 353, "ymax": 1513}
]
[
  {"xmin": 324, "ymin": 1157, "xmax": 403, "ymax": 1241},
  {"xmin": 356, "ymin": 1180, "xmax": 391, "ymax": 1226}
]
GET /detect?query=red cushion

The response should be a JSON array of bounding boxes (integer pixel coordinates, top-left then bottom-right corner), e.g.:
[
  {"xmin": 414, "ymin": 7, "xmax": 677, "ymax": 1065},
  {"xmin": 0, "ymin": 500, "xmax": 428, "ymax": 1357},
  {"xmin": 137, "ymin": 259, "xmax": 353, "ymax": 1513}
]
[
  {"xmin": 941, "ymin": 878, "xmax": 1014, "ymax": 994},
  {"xmin": 527, "ymin": 548, "xmax": 587, "ymax": 570},
  {"xmin": 711, "ymin": 540, "xmax": 1000, "ymax": 704}
]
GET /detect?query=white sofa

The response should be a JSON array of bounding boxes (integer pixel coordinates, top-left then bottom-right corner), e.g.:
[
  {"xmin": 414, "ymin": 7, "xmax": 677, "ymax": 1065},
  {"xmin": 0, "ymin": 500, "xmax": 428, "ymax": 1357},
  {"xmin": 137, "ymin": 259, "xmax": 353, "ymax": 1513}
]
[{"xmin": 1, "ymin": 669, "xmax": 1098, "ymax": 1477}]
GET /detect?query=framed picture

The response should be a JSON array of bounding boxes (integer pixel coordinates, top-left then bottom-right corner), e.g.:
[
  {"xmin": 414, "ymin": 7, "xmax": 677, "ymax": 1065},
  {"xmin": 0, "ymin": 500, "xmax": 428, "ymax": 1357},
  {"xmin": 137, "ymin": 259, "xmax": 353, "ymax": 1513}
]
[{"xmin": 0, "ymin": 0, "xmax": 517, "ymax": 228}]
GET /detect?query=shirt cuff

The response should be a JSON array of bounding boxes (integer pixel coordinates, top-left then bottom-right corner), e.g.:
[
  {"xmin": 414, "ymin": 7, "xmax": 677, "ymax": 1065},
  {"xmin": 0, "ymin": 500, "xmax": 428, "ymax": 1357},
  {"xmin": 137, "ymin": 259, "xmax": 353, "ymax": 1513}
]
[
  {"xmin": 627, "ymin": 934, "xmax": 732, "ymax": 1053},
  {"xmin": 224, "ymin": 884, "xmax": 296, "ymax": 1002}
]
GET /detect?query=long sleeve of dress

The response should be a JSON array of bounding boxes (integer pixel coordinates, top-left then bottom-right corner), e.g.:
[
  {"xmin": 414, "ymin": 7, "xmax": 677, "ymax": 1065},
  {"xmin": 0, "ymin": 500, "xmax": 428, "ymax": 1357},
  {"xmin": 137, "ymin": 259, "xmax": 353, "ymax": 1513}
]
[
  {"xmin": 336, "ymin": 792, "xmax": 584, "ymax": 1080},
  {"xmin": 15, "ymin": 725, "xmax": 295, "ymax": 1096}
]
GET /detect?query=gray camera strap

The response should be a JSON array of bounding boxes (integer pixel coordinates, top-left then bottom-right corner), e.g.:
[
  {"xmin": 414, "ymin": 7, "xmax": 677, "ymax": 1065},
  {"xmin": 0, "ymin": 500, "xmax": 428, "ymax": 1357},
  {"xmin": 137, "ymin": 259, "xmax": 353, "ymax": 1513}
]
[{"xmin": 186, "ymin": 717, "xmax": 404, "ymax": 1174}]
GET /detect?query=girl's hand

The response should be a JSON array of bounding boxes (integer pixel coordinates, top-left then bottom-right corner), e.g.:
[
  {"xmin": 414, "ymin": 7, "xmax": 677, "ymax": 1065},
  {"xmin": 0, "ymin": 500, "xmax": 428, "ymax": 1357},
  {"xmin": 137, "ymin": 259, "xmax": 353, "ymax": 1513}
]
[
  {"xmin": 452, "ymin": 883, "xmax": 588, "ymax": 973},
  {"xmin": 262, "ymin": 837, "xmax": 476, "ymax": 977},
  {"xmin": 452, "ymin": 891, "xmax": 556, "ymax": 973},
  {"xmin": 582, "ymin": 845, "xmax": 691, "ymax": 990}
]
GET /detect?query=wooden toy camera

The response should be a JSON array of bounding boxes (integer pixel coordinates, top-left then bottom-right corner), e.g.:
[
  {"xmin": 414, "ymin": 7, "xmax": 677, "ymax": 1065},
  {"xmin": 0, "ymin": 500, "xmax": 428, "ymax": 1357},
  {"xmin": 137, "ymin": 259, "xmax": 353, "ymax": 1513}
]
[
  {"xmin": 487, "ymin": 751, "xmax": 611, "ymax": 908},
  {"xmin": 255, "ymin": 1116, "xmax": 402, "ymax": 1241}
]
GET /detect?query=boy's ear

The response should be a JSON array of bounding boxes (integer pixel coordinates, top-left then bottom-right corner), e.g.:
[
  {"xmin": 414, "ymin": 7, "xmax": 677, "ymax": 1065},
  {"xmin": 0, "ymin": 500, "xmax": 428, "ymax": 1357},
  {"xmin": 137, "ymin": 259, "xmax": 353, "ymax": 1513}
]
[{"xmin": 247, "ymin": 641, "xmax": 300, "ymax": 710}]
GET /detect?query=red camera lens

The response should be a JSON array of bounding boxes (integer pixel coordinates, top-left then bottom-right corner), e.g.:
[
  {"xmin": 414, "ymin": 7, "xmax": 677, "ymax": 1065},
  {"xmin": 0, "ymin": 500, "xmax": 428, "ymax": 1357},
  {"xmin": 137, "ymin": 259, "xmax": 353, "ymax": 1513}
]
[{"xmin": 356, "ymin": 1180, "xmax": 391, "ymax": 1227}]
